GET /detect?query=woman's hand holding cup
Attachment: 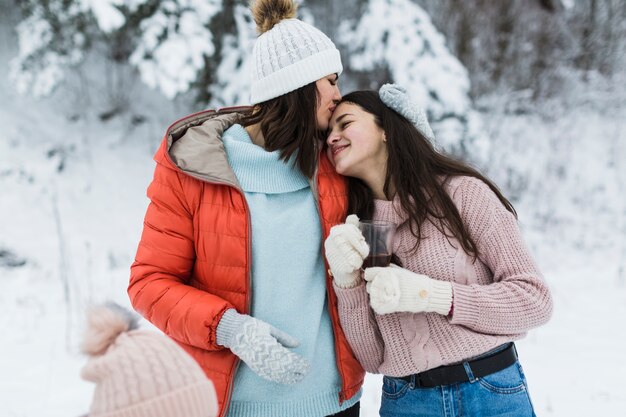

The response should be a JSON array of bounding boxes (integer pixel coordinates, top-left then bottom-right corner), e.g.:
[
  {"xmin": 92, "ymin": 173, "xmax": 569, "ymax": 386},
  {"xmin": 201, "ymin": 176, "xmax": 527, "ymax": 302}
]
[{"xmin": 324, "ymin": 215, "xmax": 370, "ymax": 288}]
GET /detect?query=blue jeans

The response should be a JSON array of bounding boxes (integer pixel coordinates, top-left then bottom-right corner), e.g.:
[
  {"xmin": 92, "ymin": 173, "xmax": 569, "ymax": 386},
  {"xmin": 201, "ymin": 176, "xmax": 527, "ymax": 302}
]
[{"xmin": 379, "ymin": 361, "xmax": 536, "ymax": 417}]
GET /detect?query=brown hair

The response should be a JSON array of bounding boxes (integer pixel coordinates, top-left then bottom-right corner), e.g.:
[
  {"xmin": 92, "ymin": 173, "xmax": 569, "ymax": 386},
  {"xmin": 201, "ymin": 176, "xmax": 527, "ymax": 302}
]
[
  {"xmin": 340, "ymin": 90, "xmax": 516, "ymax": 258},
  {"xmin": 240, "ymin": 82, "xmax": 322, "ymax": 178}
]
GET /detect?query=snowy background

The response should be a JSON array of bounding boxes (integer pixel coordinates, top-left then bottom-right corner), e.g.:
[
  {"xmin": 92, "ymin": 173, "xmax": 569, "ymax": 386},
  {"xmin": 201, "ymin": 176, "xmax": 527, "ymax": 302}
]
[{"xmin": 1, "ymin": 0, "xmax": 625, "ymax": 416}]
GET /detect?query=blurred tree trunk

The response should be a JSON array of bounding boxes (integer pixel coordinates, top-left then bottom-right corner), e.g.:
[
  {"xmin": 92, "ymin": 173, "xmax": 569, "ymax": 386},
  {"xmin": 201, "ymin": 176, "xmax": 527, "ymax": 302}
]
[
  {"xmin": 579, "ymin": 0, "xmax": 597, "ymax": 80},
  {"xmin": 491, "ymin": 2, "xmax": 515, "ymax": 86}
]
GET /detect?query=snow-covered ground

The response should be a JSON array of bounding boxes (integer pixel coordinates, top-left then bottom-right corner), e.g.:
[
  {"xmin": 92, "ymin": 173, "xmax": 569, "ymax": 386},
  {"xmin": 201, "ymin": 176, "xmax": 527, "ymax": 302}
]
[{"xmin": 2, "ymin": 22, "xmax": 626, "ymax": 417}]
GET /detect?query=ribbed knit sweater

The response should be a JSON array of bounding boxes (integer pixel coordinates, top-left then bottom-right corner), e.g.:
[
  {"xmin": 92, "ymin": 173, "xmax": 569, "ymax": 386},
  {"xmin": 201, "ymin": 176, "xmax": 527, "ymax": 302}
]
[
  {"xmin": 222, "ymin": 124, "xmax": 359, "ymax": 416},
  {"xmin": 334, "ymin": 176, "xmax": 553, "ymax": 377}
]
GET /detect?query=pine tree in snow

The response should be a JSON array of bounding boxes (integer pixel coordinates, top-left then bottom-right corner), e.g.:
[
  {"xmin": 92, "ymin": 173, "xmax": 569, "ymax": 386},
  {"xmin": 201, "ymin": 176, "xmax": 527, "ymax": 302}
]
[
  {"xmin": 10, "ymin": 0, "xmax": 90, "ymax": 98},
  {"xmin": 130, "ymin": 0, "xmax": 222, "ymax": 99},
  {"xmin": 338, "ymin": 0, "xmax": 489, "ymax": 163},
  {"xmin": 205, "ymin": 2, "xmax": 256, "ymax": 107},
  {"xmin": 10, "ymin": 0, "xmax": 222, "ymax": 100}
]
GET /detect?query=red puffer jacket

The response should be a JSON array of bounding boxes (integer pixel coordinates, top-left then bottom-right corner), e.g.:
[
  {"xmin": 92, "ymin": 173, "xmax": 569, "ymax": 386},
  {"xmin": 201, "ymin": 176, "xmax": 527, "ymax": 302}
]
[{"xmin": 128, "ymin": 108, "xmax": 364, "ymax": 417}]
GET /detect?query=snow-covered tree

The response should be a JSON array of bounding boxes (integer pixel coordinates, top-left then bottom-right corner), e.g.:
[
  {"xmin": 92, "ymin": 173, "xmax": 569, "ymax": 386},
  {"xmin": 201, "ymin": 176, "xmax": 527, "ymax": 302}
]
[
  {"xmin": 204, "ymin": 1, "xmax": 256, "ymax": 107},
  {"xmin": 10, "ymin": 0, "xmax": 222, "ymax": 100},
  {"xmin": 418, "ymin": 0, "xmax": 626, "ymax": 98},
  {"xmin": 10, "ymin": 0, "xmax": 91, "ymax": 97},
  {"xmin": 337, "ymin": 0, "xmax": 489, "ymax": 163},
  {"xmin": 130, "ymin": 0, "xmax": 221, "ymax": 99}
]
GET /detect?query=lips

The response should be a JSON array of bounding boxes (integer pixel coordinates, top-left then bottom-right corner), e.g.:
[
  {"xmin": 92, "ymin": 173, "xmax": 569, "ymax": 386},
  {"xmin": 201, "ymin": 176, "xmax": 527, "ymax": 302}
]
[{"xmin": 331, "ymin": 144, "xmax": 349, "ymax": 156}]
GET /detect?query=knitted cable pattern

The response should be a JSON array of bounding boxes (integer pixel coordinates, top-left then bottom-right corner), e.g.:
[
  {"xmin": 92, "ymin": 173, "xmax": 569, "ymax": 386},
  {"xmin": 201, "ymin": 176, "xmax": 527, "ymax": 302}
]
[
  {"xmin": 217, "ymin": 309, "xmax": 310, "ymax": 385},
  {"xmin": 80, "ymin": 303, "xmax": 218, "ymax": 417},
  {"xmin": 335, "ymin": 176, "xmax": 553, "ymax": 376}
]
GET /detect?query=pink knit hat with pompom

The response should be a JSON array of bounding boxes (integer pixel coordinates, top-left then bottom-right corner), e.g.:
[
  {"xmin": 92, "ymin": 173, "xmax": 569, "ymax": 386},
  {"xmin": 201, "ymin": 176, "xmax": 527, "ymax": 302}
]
[{"xmin": 80, "ymin": 303, "xmax": 218, "ymax": 417}]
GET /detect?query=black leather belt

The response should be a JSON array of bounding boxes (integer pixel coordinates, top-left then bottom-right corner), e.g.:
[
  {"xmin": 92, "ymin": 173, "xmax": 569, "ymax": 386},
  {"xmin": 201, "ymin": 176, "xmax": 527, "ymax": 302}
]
[{"xmin": 399, "ymin": 343, "xmax": 518, "ymax": 388}]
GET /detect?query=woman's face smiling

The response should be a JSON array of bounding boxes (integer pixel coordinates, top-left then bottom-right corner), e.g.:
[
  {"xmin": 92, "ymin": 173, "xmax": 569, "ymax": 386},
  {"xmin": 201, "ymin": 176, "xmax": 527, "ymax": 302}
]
[{"xmin": 326, "ymin": 102, "xmax": 388, "ymax": 180}]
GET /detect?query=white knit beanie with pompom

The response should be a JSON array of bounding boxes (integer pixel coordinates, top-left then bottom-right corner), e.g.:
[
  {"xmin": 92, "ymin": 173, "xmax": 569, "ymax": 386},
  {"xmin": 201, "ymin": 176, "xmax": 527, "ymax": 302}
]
[
  {"xmin": 80, "ymin": 302, "xmax": 218, "ymax": 417},
  {"xmin": 249, "ymin": 0, "xmax": 342, "ymax": 104}
]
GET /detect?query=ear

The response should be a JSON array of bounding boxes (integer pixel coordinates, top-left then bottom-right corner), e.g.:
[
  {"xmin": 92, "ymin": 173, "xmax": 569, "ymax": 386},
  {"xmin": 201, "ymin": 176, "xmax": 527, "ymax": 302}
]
[{"xmin": 382, "ymin": 131, "xmax": 387, "ymax": 143}]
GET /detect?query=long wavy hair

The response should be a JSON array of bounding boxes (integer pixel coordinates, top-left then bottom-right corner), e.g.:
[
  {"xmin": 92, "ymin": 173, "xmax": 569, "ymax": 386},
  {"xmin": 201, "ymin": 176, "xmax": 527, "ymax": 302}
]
[
  {"xmin": 240, "ymin": 82, "xmax": 322, "ymax": 178},
  {"xmin": 341, "ymin": 90, "xmax": 516, "ymax": 258}
]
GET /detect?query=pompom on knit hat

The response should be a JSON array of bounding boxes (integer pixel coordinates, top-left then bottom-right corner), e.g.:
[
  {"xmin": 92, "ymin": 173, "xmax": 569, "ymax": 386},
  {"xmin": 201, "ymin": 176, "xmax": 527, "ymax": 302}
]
[
  {"xmin": 250, "ymin": 0, "xmax": 343, "ymax": 104},
  {"xmin": 80, "ymin": 302, "xmax": 218, "ymax": 417}
]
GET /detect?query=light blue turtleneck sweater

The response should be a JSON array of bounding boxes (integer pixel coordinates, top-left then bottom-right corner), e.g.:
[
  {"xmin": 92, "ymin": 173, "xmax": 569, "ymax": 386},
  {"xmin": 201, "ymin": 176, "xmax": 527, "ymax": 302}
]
[{"xmin": 221, "ymin": 124, "xmax": 360, "ymax": 417}]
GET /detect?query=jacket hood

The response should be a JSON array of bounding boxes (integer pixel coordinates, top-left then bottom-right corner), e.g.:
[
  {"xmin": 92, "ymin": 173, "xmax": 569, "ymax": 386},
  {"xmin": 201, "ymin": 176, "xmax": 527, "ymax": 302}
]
[{"xmin": 155, "ymin": 107, "xmax": 251, "ymax": 187}]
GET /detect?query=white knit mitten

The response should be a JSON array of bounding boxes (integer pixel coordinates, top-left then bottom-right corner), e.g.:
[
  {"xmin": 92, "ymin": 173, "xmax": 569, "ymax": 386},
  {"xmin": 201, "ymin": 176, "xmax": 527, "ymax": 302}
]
[
  {"xmin": 364, "ymin": 265, "xmax": 452, "ymax": 315},
  {"xmin": 324, "ymin": 215, "xmax": 370, "ymax": 288}
]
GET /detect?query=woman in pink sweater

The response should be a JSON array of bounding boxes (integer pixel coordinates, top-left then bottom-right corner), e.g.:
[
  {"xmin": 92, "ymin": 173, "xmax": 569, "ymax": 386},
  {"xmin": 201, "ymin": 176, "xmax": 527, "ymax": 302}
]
[{"xmin": 323, "ymin": 85, "xmax": 552, "ymax": 417}]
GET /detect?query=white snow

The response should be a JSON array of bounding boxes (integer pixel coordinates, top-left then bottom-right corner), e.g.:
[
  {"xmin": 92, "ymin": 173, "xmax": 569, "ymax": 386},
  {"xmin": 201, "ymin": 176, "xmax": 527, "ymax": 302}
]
[{"xmin": 79, "ymin": 0, "xmax": 126, "ymax": 33}]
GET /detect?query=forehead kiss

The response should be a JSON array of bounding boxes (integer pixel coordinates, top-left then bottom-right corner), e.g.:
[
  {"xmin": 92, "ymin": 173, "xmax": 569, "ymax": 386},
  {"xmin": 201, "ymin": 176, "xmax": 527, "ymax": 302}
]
[
  {"xmin": 327, "ymin": 101, "xmax": 379, "ymax": 141},
  {"xmin": 328, "ymin": 103, "xmax": 357, "ymax": 134}
]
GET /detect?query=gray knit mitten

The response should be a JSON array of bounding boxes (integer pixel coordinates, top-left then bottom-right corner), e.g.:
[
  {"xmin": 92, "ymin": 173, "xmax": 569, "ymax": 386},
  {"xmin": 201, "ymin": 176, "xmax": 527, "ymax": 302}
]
[
  {"xmin": 379, "ymin": 84, "xmax": 438, "ymax": 148},
  {"xmin": 216, "ymin": 309, "xmax": 309, "ymax": 384}
]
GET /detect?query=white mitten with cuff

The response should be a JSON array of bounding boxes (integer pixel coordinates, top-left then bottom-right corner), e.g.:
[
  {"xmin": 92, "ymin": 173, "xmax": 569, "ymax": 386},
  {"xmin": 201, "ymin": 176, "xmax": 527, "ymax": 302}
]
[
  {"xmin": 364, "ymin": 265, "xmax": 452, "ymax": 315},
  {"xmin": 324, "ymin": 214, "xmax": 370, "ymax": 289}
]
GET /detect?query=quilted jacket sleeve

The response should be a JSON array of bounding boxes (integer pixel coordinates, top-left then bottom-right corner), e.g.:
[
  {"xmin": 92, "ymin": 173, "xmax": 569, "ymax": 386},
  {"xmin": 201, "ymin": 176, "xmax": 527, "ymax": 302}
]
[{"xmin": 128, "ymin": 162, "xmax": 234, "ymax": 351}]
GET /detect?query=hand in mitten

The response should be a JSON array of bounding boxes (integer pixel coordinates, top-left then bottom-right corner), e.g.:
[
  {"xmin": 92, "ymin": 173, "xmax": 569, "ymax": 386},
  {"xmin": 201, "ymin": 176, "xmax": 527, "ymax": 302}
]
[
  {"xmin": 216, "ymin": 309, "xmax": 309, "ymax": 384},
  {"xmin": 364, "ymin": 265, "xmax": 452, "ymax": 315},
  {"xmin": 324, "ymin": 214, "xmax": 369, "ymax": 288}
]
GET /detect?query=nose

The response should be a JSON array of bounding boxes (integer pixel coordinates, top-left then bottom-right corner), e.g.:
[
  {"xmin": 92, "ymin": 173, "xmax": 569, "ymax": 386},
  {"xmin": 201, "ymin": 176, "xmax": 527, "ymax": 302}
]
[
  {"xmin": 333, "ymin": 85, "xmax": 341, "ymax": 103},
  {"xmin": 327, "ymin": 131, "xmax": 340, "ymax": 146}
]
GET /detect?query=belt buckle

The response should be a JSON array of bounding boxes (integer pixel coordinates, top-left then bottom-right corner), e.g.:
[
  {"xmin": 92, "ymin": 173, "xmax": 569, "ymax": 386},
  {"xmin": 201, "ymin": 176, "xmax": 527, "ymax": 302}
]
[{"xmin": 413, "ymin": 372, "xmax": 425, "ymax": 388}]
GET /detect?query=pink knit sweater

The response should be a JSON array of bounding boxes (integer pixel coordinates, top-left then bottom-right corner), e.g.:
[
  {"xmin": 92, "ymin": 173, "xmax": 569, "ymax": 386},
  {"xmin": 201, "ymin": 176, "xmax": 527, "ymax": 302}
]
[{"xmin": 334, "ymin": 176, "xmax": 553, "ymax": 377}]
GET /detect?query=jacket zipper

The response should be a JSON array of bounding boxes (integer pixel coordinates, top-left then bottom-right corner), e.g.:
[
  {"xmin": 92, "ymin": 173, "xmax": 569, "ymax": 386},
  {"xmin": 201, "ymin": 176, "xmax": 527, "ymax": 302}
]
[
  {"xmin": 164, "ymin": 151, "xmax": 252, "ymax": 417},
  {"xmin": 310, "ymin": 167, "xmax": 347, "ymax": 405},
  {"xmin": 222, "ymin": 198, "xmax": 251, "ymax": 417}
]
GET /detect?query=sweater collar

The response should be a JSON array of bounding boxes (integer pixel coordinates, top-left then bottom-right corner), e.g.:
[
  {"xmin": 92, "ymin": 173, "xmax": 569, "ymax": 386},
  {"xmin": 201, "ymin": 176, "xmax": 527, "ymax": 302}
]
[
  {"xmin": 374, "ymin": 196, "xmax": 410, "ymax": 226},
  {"xmin": 222, "ymin": 124, "xmax": 310, "ymax": 194}
]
